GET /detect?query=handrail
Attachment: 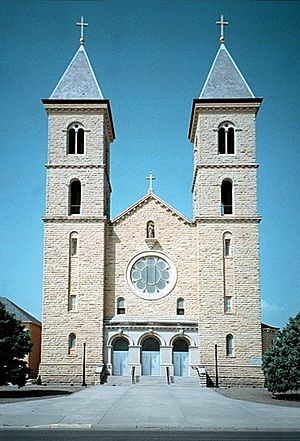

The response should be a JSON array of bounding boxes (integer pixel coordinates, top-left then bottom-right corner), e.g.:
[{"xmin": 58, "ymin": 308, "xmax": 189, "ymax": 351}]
[
  {"xmin": 166, "ymin": 366, "xmax": 171, "ymax": 385},
  {"xmin": 131, "ymin": 366, "xmax": 136, "ymax": 384}
]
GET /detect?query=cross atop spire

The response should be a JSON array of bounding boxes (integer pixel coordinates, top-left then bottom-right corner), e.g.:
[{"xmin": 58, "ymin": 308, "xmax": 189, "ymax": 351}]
[
  {"xmin": 76, "ymin": 16, "xmax": 88, "ymax": 45},
  {"xmin": 146, "ymin": 172, "xmax": 156, "ymax": 194},
  {"xmin": 216, "ymin": 14, "xmax": 228, "ymax": 44}
]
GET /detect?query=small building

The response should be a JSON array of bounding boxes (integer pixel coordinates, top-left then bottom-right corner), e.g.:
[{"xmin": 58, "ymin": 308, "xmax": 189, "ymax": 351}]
[
  {"xmin": 0, "ymin": 297, "xmax": 41, "ymax": 378},
  {"xmin": 261, "ymin": 323, "xmax": 279, "ymax": 355}
]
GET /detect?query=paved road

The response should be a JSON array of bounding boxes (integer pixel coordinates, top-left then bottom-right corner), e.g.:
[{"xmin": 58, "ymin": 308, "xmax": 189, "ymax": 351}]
[
  {"xmin": 0, "ymin": 429, "xmax": 300, "ymax": 441},
  {"xmin": 0, "ymin": 385, "xmax": 299, "ymax": 431}
]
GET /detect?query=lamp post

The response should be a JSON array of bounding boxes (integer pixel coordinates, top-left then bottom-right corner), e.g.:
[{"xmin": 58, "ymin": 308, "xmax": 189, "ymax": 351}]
[
  {"xmin": 82, "ymin": 342, "xmax": 87, "ymax": 387},
  {"xmin": 214, "ymin": 344, "xmax": 219, "ymax": 388}
]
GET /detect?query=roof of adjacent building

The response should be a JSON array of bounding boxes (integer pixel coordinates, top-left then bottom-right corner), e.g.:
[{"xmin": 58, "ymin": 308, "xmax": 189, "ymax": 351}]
[
  {"xmin": 0, "ymin": 297, "xmax": 41, "ymax": 326},
  {"xmin": 261, "ymin": 322, "xmax": 280, "ymax": 330},
  {"xmin": 200, "ymin": 43, "xmax": 255, "ymax": 99},
  {"xmin": 50, "ymin": 45, "xmax": 104, "ymax": 100}
]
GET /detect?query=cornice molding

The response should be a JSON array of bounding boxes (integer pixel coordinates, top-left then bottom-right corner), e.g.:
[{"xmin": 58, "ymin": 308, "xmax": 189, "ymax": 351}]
[
  {"xmin": 195, "ymin": 216, "xmax": 262, "ymax": 224},
  {"xmin": 46, "ymin": 164, "xmax": 105, "ymax": 169},
  {"xmin": 43, "ymin": 216, "xmax": 107, "ymax": 223}
]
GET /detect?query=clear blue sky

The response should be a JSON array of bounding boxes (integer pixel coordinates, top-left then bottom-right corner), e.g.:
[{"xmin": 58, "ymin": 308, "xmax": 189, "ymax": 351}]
[{"xmin": 1, "ymin": 0, "xmax": 299, "ymax": 328}]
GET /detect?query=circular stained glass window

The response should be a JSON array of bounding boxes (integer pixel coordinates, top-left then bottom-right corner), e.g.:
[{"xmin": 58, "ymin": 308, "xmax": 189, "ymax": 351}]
[{"xmin": 127, "ymin": 252, "xmax": 177, "ymax": 300}]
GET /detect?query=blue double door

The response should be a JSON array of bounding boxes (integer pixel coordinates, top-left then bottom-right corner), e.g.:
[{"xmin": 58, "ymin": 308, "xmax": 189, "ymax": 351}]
[
  {"xmin": 173, "ymin": 339, "xmax": 189, "ymax": 377},
  {"xmin": 142, "ymin": 337, "xmax": 160, "ymax": 376},
  {"xmin": 113, "ymin": 338, "xmax": 129, "ymax": 376}
]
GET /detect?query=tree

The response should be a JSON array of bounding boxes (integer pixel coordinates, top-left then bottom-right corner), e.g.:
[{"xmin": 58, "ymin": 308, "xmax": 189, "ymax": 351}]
[
  {"xmin": 262, "ymin": 312, "xmax": 300, "ymax": 394},
  {"xmin": 0, "ymin": 301, "xmax": 32, "ymax": 387}
]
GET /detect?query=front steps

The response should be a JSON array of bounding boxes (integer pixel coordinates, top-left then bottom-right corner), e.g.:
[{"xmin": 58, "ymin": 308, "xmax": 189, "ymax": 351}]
[{"xmin": 104, "ymin": 374, "xmax": 206, "ymax": 386}]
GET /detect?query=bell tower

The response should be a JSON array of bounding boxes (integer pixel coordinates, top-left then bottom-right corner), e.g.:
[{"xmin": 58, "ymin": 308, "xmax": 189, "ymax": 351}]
[
  {"xmin": 189, "ymin": 17, "xmax": 264, "ymax": 385},
  {"xmin": 40, "ymin": 19, "xmax": 115, "ymax": 383}
]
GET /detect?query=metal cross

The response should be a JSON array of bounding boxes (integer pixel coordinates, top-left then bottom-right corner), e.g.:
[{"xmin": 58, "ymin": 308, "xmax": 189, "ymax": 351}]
[
  {"xmin": 216, "ymin": 14, "xmax": 228, "ymax": 44},
  {"xmin": 76, "ymin": 16, "xmax": 88, "ymax": 45},
  {"xmin": 146, "ymin": 172, "xmax": 156, "ymax": 194}
]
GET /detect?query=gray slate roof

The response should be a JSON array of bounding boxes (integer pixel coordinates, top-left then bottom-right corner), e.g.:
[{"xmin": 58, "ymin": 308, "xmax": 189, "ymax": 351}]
[
  {"xmin": 50, "ymin": 45, "xmax": 104, "ymax": 100},
  {"xmin": 200, "ymin": 43, "xmax": 254, "ymax": 99},
  {"xmin": 0, "ymin": 297, "xmax": 41, "ymax": 326}
]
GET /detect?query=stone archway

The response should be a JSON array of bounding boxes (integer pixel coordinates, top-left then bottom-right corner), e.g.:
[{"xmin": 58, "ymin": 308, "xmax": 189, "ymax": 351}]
[
  {"xmin": 112, "ymin": 337, "xmax": 129, "ymax": 376},
  {"xmin": 141, "ymin": 337, "xmax": 160, "ymax": 376},
  {"xmin": 173, "ymin": 338, "xmax": 189, "ymax": 377}
]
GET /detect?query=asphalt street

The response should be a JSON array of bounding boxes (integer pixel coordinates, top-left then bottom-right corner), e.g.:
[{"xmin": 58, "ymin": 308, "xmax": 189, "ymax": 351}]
[{"xmin": 0, "ymin": 429, "xmax": 300, "ymax": 441}]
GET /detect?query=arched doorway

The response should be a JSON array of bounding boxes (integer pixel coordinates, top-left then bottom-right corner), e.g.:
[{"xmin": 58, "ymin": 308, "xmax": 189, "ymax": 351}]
[
  {"xmin": 141, "ymin": 337, "xmax": 160, "ymax": 376},
  {"xmin": 173, "ymin": 339, "xmax": 189, "ymax": 376},
  {"xmin": 113, "ymin": 338, "xmax": 129, "ymax": 376}
]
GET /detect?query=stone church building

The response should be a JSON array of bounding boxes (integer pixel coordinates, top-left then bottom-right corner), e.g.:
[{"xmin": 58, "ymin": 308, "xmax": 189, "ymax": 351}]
[{"xmin": 40, "ymin": 19, "xmax": 263, "ymax": 386}]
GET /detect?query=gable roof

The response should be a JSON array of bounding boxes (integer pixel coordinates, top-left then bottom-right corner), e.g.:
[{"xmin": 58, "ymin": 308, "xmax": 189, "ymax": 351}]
[
  {"xmin": 0, "ymin": 297, "xmax": 41, "ymax": 326},
  {"xmin": 50, "ymin": 45, "xmax": 104, "ymax": 100},
  {"xmin": 200, "ymin": 43, "xmax": 254, "ymax": 99},
  {"xmin": 111, "ymin": 192, "xmax": 192, "ymax": 225}
]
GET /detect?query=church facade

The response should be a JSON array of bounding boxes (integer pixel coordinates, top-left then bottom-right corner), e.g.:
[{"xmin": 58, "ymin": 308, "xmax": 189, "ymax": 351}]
[{"xmin": 39, "ymin": 21, "xmax": 263, "ymax": 386}]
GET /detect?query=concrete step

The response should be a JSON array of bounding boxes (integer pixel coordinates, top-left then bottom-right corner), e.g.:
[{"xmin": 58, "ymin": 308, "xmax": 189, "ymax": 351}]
[
  {"xmin": 104, "ymin": 375, "xmax": 131, "ymax": 386},
  {"xmin": 135, "ymin": 375, "xmax": 168, "ymax": 385},
  {"xmin": 171, "ymin": 376, "xmax": 201, "ymax": 386}
]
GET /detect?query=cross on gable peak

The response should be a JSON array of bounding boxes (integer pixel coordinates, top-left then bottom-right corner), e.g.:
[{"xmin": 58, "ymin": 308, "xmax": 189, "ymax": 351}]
[{"xmin": 146, "ymin": 172, "xmax": 156, "ymax": 194}]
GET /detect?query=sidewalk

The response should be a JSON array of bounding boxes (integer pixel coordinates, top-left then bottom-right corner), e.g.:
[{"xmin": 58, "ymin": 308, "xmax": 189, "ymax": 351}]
[{"xmin": 0, "ymin": 385, "xmax": 299, "ymax": 431}]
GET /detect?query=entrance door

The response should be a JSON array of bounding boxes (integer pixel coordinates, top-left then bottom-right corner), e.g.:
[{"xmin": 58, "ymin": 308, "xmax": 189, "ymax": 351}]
[
  {"xmin": 173, "ymin": 339, "xmax": 189, "ymax": 376},
  {"xmin": 113, "ymin": 338, "xmax": 129, "ymax": 376},
  {"xmin": 141, "ymin": 337, "xmax": 160, "ymax": 376}
]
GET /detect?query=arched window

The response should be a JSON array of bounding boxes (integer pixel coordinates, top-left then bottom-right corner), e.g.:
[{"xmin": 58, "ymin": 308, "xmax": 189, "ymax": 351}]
[
  {"xmin": 226, "ymin": 334, "xmax": 234, "ymax": 356},
  {"xmin": 218, "ymin": 122, "xmax": 235, "ymax": 154},
  {"xmin": 177, "ymin": 298, "xmax": 185, "ymax": 315},
  {"xmin": 117, "ymin": 297, "xmax": 125, "ymax": 315},
  {"xmin": 223, "ymin": 232, "xmax": 232, "ymax": 257},
  {"xmin": 68, "ymin": 123, "xmax": 85, "ymax": 155},
  {"xmin": 68, "ymin": 333, "xmax": 76, "ymax": 353},
  {"xmin": 69, "ymin": 180, "xmax": 81, "ymax": 214},
  {"xmin": 69, "ymin": 231, "xmax": 79, "ymax": 257},
  {"xmin": 221, "ymin": 179, "xmax": 233, "ymax": 215}
]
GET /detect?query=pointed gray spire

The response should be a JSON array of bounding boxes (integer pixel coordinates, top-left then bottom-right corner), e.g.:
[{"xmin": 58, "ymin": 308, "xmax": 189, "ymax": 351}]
[
  {"xmin": 50, "ymin": 45, "xmax": 104, "ymax": 100},
  {"xmin": 200, "ymin": 43, "xmax": 254, "ymax": 99}
]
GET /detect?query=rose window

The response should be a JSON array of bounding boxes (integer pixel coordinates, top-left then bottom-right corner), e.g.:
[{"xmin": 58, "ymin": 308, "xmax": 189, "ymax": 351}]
[{"xmin": 127, "ymin": 252, "xmax": 177, "ymax": 300}]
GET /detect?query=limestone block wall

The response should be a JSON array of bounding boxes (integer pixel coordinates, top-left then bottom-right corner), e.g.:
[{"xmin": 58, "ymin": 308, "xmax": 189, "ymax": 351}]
[
  {"xmin": 197, "ymin": 221, "xmax": 263, "ymax": 385},
  {"xmin": 194, "ymin": 167, "xmax": 258, "ymax": 217},
  {"xmin": 105, "ymin": 198, "xmax": 198, "ymax": 321},
  {"xmin": 47, "ymin": 111, "xmax": 107, "ymax": 165},
  {"xmin": 194, "ymin": 109, "xmax": 257, "ymax": 165},
  {"xmin": 40, "ymin": 221, "xmax": 106, "ymax": 384},
  {"xmin": 46, "ymin": 167, "xmax": 106, "ymax": 217}
]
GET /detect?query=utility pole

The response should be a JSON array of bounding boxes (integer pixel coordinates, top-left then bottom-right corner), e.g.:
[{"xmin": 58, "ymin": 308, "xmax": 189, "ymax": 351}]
[
  {"xmin": 214, "ymin": 344, "xmax": 219, "ymax": 388},
  {"xmin": 82, "ymin": 342, "xmax": 87, "ymax": 387}
]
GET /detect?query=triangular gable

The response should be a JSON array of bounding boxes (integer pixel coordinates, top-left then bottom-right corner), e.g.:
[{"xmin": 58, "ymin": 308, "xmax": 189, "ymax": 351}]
[
  {"xmin": 50, "ymin": 45, "xmax": 104, "ymax": 100},
  {"xmin": 200, "ymin": 43, "xmax": 254, "ymax": 99},
  {"xmin": 111, "ymin": 193, "xmax": 192, "ymax": 225}
]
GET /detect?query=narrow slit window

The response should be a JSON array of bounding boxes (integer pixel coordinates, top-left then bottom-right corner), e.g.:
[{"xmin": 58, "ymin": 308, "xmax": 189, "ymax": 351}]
[
  {"xmin": 68, "ymin": 333, "xmax": 76, "ymax": 353},
  {"xmin": 70, "ymin": 180, "xmax": 81, "ymax": 215},
  {"xmin": 70, "ymin": 237, "xmax": 78, "ymax": 256},
  {"xmin": 69, "ymin": 295, "xmax": 77, "ymax": 311},
  {"xmin": 226, "ymin": 334, "xmax": 234, "ymax": 356},
  {"xmin": 221, "ymin": 180, "xmax": 233, "ymax": 215},
  {"xmin": 224, "ymin": 296, "xmax": 232, "ymax": 313},
  {"xmin": 223, "ymin": 233, "xmax": 232, "ymax": 257},
  {"xmin": 177, "ymin": 298, "xmax": 185, "ymax": 315},
  {"xmin": 117, "ymin": 297, "xmax": 125, "ymax": 315}
]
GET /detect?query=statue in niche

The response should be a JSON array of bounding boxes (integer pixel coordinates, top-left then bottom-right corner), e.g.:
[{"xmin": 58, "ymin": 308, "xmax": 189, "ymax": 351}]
[{"xmin": 147, "ymin": 221, "xmax": 155, "ymax": 238}]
